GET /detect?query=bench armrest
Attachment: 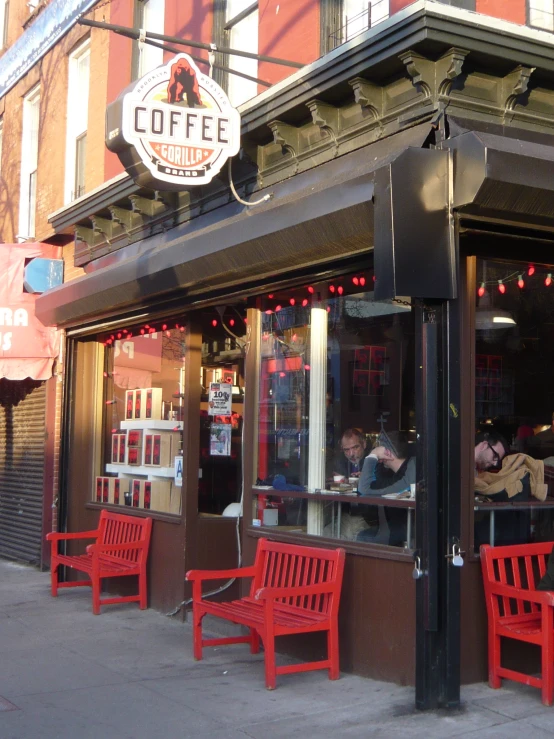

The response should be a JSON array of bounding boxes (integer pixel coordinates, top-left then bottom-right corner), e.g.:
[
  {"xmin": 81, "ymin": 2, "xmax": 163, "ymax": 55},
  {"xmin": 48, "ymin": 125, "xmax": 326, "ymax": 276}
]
[
  {"xmin": 487, "ymin": 582, "xmax": 554, "ymax": 607},
  {"xmin": 47, "ymin": 529, "xmax": 99, "ymax": 542},
  {"xmin": 254, "ymin": 583, "xmax": 337, "ymax": 601},
  {"xmin": 186, "ymin": 566, "xmax": 257, "ymax": 582}
]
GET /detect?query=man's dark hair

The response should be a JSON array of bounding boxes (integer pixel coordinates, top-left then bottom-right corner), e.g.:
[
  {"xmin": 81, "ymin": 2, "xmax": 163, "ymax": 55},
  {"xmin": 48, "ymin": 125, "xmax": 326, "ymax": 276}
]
[
  {"xmin": 385, "ymin": 430, "xmax": 415, "ymax": 460},
  {"xmin": 340, "ymin": 428, "xmax": 366, "ymax": 449},
  {"xmin": 475, "ymin": 430, "xmax": 510, "ymax": 459}
]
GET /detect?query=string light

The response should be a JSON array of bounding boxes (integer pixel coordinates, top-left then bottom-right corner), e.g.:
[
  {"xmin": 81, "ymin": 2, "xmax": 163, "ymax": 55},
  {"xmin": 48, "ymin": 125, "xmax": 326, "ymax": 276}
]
[
  {"xmin": 546, "ymin": 274, "xmax": 552, "ymax": 287},
  {"xmin": 162, "ymin": 324, "xmax": 167, "ymax": 331},
  {"xmin": 302, "ymin": 299, "xmax": 308, "ymax": 307},
  {"xmin": 289, "ymin": 298, "xmax": 295, "ymax": 306},
  {"xmin": 352, "ymin": 277, "xmax": 359, "ymax": 286},
  {"xmin": 265, "ymin": 309, "xmax": 273, "ymax": 315},
  {"xmin": 275, "ymin": 304, "xmax": 282, "ymax": 312},
  {"xmin": 212, "ymin": 319, "xmax": 218, "ymax": 326},
  {"xmin": 360, "ymin": 277, "xmax": 366, "ymax": 286},
  {"xmin": 478, "ymin": 283, "xmax": 486, "ymax": 297},
  {"xmin": 337, "ymin": 286, "xmax": 344, "ymax": 295},
  {"xmin": 329, "ymin": 285, "xmax": 336, "ymax": 293},
  {"xmin": 517, "ymin": 275, "xmax": 524, "ymax": 289},
  {"xmin": 229, "ymin": 319, "xmax": 235, "ymax": 326},
  {"xmin": 268, "ymin": 294, "xmax": 274, "ymax": 299},
  {"xmin": 307, "ymin": 286, "xmax": 314, "ymax": 294},
  {"xmin": 304, "ymin": 364, "xmax": 310, "ymax": 370},
  {"xmin": 528, "ymin": 265, "xmax": 535, "ymax": 276},
  {"xmin": 498, "ymin": 280, "xmax": 506, "ymax": 294}
]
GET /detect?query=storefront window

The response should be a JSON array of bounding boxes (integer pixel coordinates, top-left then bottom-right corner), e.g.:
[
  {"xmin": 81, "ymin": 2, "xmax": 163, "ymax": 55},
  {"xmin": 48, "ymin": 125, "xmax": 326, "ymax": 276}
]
[
  {"xmin": 96, "ymin": 321, "xmax": 187, "ymax": 515},
  {"xmin": 474, "ymin": 258, "xmax": 554, "ymax": 550},
  {"xmin": 253, "ymin": 272, "xmax": 416, "ymax": 548}
]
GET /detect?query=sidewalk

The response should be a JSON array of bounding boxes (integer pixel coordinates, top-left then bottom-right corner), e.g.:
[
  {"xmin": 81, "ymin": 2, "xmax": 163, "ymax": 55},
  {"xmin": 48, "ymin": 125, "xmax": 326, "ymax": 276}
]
[{"xmin": 1, "ymin": 559, "xmax": 553, "ymax": 739}]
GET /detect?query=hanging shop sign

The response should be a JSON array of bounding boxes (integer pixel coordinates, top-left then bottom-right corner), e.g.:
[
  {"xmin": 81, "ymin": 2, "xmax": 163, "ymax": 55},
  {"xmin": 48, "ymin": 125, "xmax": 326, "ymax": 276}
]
[{"xmin": 106, "ymin": 53, "xmax": 241, "ymax": 191}]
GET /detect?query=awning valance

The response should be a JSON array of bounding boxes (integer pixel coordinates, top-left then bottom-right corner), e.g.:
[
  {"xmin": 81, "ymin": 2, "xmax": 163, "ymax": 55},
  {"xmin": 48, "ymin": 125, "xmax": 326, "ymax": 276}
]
[{"xmin": 0, "ymin": 243, "xmax": 61, "ymax": 381}]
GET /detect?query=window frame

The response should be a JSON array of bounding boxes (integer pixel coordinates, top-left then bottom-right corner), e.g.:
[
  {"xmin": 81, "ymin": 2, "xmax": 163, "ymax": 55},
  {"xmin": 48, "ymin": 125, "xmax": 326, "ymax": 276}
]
[
  {"xmin": 0, "ymin": 0, "xmax": 9, "ymax": 49},
  {"xmin": 64, "ymin": 39, "xmax": 90, "ymax": 204},
  {"xmin": 131, "ymin": 0, "xmax": 165, "ymax": 81},
  {"xmin": 18, "ymin": 85, "xmax": 40, "ymax": 241},
  {"xmin": 213, "ymin": 0, "xmax": 259, "ymax": 107},
  {"xmin": 527, "ymin": 0, "xmax": 554, "ymax": 32}
]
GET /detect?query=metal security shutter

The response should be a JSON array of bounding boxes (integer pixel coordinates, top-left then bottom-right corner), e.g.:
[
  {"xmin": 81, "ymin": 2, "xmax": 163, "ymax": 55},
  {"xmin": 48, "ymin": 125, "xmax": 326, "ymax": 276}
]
[{"xmin": 0, "ymin": 379, "xmax": 46, "ymax": 564}]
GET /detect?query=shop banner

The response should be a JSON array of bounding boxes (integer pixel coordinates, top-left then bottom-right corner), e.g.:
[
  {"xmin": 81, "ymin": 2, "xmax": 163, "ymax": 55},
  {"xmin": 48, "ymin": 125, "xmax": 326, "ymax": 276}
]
[{"xmin": 0, "ymin": 244, "xmax": 60, "ymax": 380}]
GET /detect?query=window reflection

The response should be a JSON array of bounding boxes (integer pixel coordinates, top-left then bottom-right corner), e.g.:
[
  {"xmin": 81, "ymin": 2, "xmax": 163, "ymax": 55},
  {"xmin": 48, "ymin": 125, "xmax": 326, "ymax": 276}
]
[
  {"xmin": 474, "ymin": 259, "xmax": 554, "ymax": 550},
  {"xmin": 253, "ymin": 273, "xmax": 416, "ymax": 548}
]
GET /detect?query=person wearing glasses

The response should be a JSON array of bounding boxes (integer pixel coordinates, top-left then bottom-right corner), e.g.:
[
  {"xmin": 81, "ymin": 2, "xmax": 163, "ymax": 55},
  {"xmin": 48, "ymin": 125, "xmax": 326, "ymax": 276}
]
[
  {"xmin": 474, "ymin": 431, "xmax": 509, "ymax": 472},
  {"xmin": 474, "ymin": 431, "xmax": 547, "ymax": 547}
]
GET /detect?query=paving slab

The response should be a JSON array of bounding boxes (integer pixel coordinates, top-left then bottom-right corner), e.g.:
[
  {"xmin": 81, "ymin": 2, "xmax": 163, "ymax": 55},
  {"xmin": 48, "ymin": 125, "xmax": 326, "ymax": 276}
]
[{"xmin": 1, "ymin": 558, "xmax": 554, "ymax": 738}]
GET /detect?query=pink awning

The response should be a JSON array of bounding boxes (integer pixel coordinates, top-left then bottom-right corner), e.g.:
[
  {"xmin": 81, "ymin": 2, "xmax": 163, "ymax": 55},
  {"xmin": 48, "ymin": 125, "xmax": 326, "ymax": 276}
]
[{"xmin": 0, "ymin": 243, "xmax": 61, "ymax": 381}]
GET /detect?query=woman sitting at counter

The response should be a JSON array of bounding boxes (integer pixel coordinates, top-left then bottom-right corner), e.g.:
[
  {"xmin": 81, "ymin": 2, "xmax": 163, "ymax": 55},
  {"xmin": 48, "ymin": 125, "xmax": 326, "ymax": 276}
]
[{"xmin": 357, "ymin": 431, "xmax": 416, "ymax": 546}]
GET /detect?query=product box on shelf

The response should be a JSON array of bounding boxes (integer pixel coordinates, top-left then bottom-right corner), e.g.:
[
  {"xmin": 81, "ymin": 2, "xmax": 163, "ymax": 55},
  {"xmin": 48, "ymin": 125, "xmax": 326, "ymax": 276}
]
[
  {"xmin": 143, "ymin": 431, "xmax": 181, "ymax": 467},
  {"xmin": 127, "ymin": 429, "xmax": 143, "ymax": 447},
  {"xmin": 134, "ymin": 389, "xmax": 142, "ymax": 419},
  {"xmin": 169, "ymin": 483, "xmax": 182, "ymax": 515},
  {"xmin": 131, "ymin": 479, "xmax": 172, "ymax": 511},
  {"xmin": 111, "ymin": 433, "xmax": 127, "ymax": 464},
  {"xmin": 94, "ymin": 477, "xmax": 129, "ymax": 505},
  {"xmin": 125, "ymin": 390, "xmax": 135, "ymax": 420},
  {"xmin": 144, "ymin": 387, "xmax": 163, "ymax": 421},
  {"xmin": 127, "ymin": 446, "xmax": 142, "ymax": 466}
]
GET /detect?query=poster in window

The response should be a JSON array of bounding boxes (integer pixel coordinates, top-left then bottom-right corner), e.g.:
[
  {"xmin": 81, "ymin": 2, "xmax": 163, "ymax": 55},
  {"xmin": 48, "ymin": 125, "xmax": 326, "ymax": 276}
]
[
  {"xmin": 208, "ymin": 382, "xmax": 232, "ymax": 416},
  {"xmin": 210, "ymin": 423, "xmax": 231, "ymax": 456}
]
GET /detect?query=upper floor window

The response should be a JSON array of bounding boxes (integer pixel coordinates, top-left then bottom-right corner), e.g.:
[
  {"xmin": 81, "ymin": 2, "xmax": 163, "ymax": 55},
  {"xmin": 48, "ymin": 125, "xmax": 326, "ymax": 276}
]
[
  {"xmin": 18, "ymin": 85, "xmax": 40, "ymax": 240},
  {"xmin": 0, "ymin": 0, "xmax": 9, "ymax": 49},
  {"xmin": 225, "ymin": 0, "xmax": 258, "ymax": 107},
  {"xmin": 327, "ymin": 0, "xmax": 389, "ymax": 48},
  {"xmin": 133, "ymin": 0, "xmax": 165, "ymax": 79},
  {"xmin": 529, "ymin": 0, "xmax": 554, "ymax": 31},
  {"xmin": 65, "ymin": 40, "xmax": 90, "ymax": 203}
]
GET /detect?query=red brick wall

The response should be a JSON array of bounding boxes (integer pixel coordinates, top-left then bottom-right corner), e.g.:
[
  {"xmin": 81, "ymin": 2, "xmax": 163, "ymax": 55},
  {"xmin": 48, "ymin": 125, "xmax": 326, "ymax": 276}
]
[
  {"xmin": 475, "ymin": 0, "xmax": 526, "ymax": 24},
  {"xmin": 258, "ymin": 0, "xmax": 319, "ymax": 89}
]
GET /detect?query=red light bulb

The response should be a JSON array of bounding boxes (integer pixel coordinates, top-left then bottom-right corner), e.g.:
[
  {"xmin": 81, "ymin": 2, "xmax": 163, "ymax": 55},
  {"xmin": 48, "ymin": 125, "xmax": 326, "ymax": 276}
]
[
  {"xmin": 498, "ymin": 281, "xmax": 506, "ymax": 294},
  {"xmin": 517, "ymin": 275, "xmax": 524, "ymax": 289},
  {"xmin": 265, "ymin": 309, "xmax": 273, "ymax": 315},
  {"xmin": 304, "ymin": 364, "xmax": 310, "ymax": 371},
  {"xmin": 308, "ymin": 286, "xmax": 314, "ymax": 294},
  {"xmin": 145, "ymin": 325, "xmax": 150, "ymax": 329},
  {"xmin": 528, "ymin": 265, "xmax": 535, "ymax": 276},
  {"xmin": 327, "ymin": 306, "xmax": 331, "ymax": 312},
  {"xmin": 352, "ymin": 277, "xmax": 359, "ymax": 286},
  {"xmin": 229, "ymin": 319, "xmax": 235, "ymax": 326},
  {"xmin": 180, "ymin": 326, "xmax": 185, "ymax": 332},
  {"xmin": 162, "ymin": 324, "xmax": 167, "ymax": 331},
  {"xmin": 329, "ymin": 285, "xmax": 336, "ymax": 293},
  {"xmin": 275, "ymin": 305, "xmax": 282, "ymax": 312},
  {"xmin": 149, "ymin": 327, "xmax": 156, "ymax": 333},
  {"xmin": 212, "ymin": 319, "xmax": 218, "ymax": 326},
  {"xmin": 140, "ymin": 328, "xmax": 145, "ymax": 335},
  {"xmin": 302, "ymin": 299, "xmax": 308, "ymax": 307},
  {"xmin": 360, "ymin": 277, "xmax": 366, "ymax": 286},
  {"xmin": 478, "ymin": 283, "xmax": 486, "ymax": 298},
  {"xmin": 117, "ymin": 333, "xmax": 122, "ymax": 339},
  {"xmin": 268, "ymin": 294, "xmax": 274, "ymax": 299},
  {"xmin": 279, "ymin": 372, "xmax": 286, "ymax": 378},
  {"xmin": 289, "ymin": 298, "xmax": 295, "ymax": 306},
  {"xmin": 546, "ymin": 274, "xmax": 552, "ymax": 287},
  {"xmin": 127, "ymin": 332, "xmax": 133, "ymax": 338},
  {"xmin": 337, "ymin": 286, "xmax": 344, "ymax": 295},
  {"xmin": 166, "ymin": 331, "xmax": 171, "ymax": 337}
]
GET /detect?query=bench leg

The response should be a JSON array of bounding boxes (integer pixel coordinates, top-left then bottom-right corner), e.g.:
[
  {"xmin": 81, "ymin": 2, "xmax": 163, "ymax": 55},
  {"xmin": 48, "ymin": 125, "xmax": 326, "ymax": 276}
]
[
  {"xmin": 92, "ymin": 577, "xmax": 101, "ymax": 616},
  {"xmin": 264, "ymin": 631, "xmax": 277, "ymax": 690},
  {"xmin": 193, "ymin": 607, "xmax": 204, "ymax": 661},
  {"xmin": 488, "ymin": 627, "xmax": 501, "ymax": 689},
  {"xmin": 50, "ymin": 564, "xmax": 59, "ymax": 597},
  {"xmin": 139, "ymin": 570, "xmax": 148, "ymax": 610},
  {"xmin": 327, "ymin": 624, "xmax": 340, "ymax": 681},
  {"xmin": 250, "ymin": 628, "xmax": 260, "ymax": 655},
  {"xmin": 542, "ymin": 607, "xmax": 554, "ymax": 706}
]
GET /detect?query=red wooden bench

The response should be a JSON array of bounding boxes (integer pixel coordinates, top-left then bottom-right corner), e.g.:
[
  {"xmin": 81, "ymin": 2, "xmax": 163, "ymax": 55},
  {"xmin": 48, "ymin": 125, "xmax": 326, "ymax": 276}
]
[
  {"xmin": 46, "ymin": 510, "xmax": 153, "ymax": 615},
  {"xmin": 186, "ymin": 537, "xmax": 346, "ymax": 689},
  {"xmin": 481, "ymin": 541, "xmax": 554, "ymax": 705}
]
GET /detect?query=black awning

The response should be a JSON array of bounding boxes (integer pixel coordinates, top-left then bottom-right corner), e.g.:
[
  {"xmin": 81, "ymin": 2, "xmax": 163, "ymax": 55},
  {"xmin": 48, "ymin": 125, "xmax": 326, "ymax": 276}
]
[
  {"xmin": 36, "ymin": 123, "xmax": 431, "ymax": 327},
  {"xmin": 446, "ymin": 129, "xmax": 554, "ymax": 221}
]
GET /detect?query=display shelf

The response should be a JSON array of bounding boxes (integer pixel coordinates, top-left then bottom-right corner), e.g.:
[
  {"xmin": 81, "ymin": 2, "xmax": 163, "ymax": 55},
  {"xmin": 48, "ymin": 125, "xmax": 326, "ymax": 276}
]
[
  {"xmin": 120, "ymin": 420, "xmax": 183, "ymax": 430},
  {"xmin": 106, "ymin": 463, "xmax": 175, "ymax": 478}
]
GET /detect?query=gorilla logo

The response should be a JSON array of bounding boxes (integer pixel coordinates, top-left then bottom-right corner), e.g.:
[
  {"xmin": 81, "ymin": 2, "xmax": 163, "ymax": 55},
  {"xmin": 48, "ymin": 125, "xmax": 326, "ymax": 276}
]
[{"xmin": 167, "ymin": 59, "xmax": 202, "ymax": 107}]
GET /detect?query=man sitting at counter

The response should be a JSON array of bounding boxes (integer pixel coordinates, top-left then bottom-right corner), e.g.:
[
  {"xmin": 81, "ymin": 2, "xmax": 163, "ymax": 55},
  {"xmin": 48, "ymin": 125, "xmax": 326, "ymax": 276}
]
[
  {"xmin": 356, "ymin": 431, "xmax": 416, "ymax": 546},
  {"xmin": 474, "ymin": 430, "xmax": 509, "ymax": 472},
  {"xmin": 334, "ymin": 428, "xmax": 368, "ymax": 479}
]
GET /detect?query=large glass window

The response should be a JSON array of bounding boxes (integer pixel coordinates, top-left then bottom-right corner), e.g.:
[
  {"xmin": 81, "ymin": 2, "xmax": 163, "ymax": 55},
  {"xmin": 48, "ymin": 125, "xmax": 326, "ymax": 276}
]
[
  {"xmin": 97, "ymin": 321, "xmax": 188, "ymax": 515},
  {"xmin": 529, "ymin": 1, "xmax": 554, "ymax": 32},
  {"xmin": 473, "ymin": 258, "xmax": 554, "ymax": 551},
  {"xmin": 253, "ymin": 272, "xmax": 416, "ymax": 548}
]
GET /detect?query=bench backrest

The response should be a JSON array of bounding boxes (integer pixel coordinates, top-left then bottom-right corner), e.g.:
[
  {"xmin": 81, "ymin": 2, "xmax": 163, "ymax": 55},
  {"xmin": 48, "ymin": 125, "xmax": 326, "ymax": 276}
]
[
  {"xmin": 250, "ymin": 538, "xmax": 345, "ymax": 617},
  {"xmin": 97, "ymin": 510, "xmax": 153, "ymax": 563},
  {"xmin": 481, "ymin": 542, "xmax": 554, "ymax": 619}
]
